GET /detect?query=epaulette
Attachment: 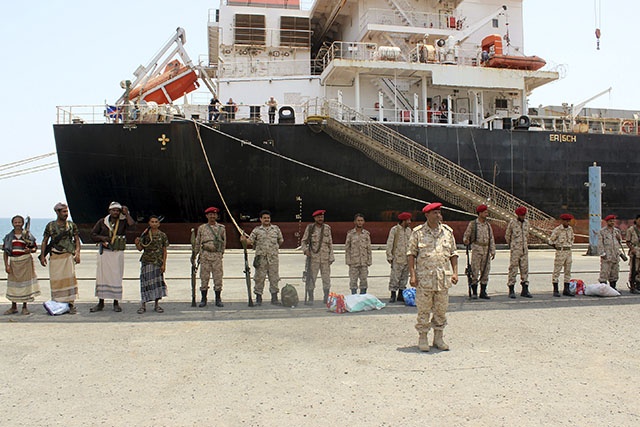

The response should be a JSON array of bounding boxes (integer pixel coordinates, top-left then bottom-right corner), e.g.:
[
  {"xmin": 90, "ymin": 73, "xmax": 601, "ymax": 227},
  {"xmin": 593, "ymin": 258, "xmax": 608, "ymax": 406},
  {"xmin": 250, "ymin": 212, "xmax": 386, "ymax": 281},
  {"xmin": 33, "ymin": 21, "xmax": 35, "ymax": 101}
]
[
  {"xmin": 413, "ymin": 224, "xmax": 424, "ymax": 232},
  {"xmin": 442, "ymin": 223, "xmax": 454, "ymax": 232}
]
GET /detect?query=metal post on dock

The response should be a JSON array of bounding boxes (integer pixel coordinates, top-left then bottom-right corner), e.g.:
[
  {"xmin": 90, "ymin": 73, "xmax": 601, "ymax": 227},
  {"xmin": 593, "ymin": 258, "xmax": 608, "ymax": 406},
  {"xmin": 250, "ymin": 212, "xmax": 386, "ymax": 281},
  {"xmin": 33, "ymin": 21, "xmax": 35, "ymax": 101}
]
[{"xmin": 585, "ymin": 162, "xmax": 603, "ymax": 255}]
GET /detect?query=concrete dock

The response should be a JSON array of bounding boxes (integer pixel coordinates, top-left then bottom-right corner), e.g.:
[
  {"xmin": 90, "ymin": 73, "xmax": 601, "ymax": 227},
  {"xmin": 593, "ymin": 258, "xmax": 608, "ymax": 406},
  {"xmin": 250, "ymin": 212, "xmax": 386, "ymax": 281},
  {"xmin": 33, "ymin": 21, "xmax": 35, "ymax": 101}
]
[{"xmin": 1, "ymin": 247, "xmax": 639, "ymax": 426}]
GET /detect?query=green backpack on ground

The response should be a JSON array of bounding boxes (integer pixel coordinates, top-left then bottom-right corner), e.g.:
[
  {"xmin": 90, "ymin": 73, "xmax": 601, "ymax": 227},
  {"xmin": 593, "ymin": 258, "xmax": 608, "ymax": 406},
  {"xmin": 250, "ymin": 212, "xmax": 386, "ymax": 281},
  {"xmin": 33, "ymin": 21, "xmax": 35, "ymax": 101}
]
[{"xmin": 281, "ymin": 284, "xmax": 299, "ymax": 307}]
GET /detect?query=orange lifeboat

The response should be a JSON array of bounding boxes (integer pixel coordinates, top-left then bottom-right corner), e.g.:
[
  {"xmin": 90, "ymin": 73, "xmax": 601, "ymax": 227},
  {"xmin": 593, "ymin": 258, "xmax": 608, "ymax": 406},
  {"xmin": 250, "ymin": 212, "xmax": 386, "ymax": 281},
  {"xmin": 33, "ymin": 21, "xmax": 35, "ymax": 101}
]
[
  {"xmin": 129, "ymin": 60, "xmax": 199, "ymax": 104},
  {"xmin": 481, "ymin": 34, "xmax": 546, "ymax": 71}
]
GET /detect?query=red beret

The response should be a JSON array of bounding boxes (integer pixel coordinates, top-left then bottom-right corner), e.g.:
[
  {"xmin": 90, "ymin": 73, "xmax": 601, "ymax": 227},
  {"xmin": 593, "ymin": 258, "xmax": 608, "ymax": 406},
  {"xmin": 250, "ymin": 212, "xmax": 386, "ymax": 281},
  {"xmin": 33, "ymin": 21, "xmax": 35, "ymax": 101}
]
[
  {"xmin": 515, "ymin": 206, "xmax": 527, "ymax": 216},
  {"xmin": 205, "ymin": 207, "xmax": 219, "ymax": 214},
  {"xmin": 559, "ymin": 213, "xmax": 573, "ymax": 221},
  {"xmin": 604, "ymin": 214, "xmax": 617, "ymax": 221},
  {"xmin": 422, "ymin": 202, "xmax": 442, "ymax": 213},
  {"xmin": 312, "ymin": 209, "xmax": 326, "ymax": 217},
  {"xmin": 476, "ymin": 204, "xmax": 488, "ymax": 213},
  {"xmin": 397, "ymin": 212, "xmax": 412, "ymax": 221}
]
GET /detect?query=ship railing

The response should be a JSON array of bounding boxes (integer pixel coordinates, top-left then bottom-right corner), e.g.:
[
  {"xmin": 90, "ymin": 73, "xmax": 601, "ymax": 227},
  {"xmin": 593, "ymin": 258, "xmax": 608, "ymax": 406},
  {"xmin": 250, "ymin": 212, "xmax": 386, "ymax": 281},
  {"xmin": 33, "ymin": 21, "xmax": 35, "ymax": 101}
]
[
  {"xmin": 358, "ymin": 106, "xmax": 477, "ymax": 126},
  {"xmin": 409, "ymin": 44, "xmax": 480, "ymax": 67},
  {"xmin": 529, "ymin": 115, "xmax": 640, "ymax": 135},
  {"xmin": 306, "ymin": 98, "xmax": 556, "ymax": 239},
  {"xmin": 56, "ymin": 105, "xmax": 115, "ymax": 125},
  {"xmin": 360, "ymin": 8, "xmax": 461, "ymax": 33}
]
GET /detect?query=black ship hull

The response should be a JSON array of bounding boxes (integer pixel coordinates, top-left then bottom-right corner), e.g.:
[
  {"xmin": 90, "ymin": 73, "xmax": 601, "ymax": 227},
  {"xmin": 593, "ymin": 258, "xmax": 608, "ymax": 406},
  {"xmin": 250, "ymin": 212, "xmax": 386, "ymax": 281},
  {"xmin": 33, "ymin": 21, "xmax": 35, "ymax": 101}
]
[{"xmin": 53, "ymin": 121, "xmax": 639, "ymax": 246}]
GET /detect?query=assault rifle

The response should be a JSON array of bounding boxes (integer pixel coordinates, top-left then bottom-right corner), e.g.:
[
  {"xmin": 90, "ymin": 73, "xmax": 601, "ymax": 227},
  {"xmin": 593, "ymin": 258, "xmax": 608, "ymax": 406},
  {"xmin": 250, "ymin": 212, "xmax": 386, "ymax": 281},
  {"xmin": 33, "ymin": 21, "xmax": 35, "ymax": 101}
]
[
  {"xmin": 465, "ymin": 245, "xmax": 473, "ymax": 299},
  {"xmin": 241, "ymin": 238, "xmax": 254, "ymax": 307},
  {"xmin": 189, "ymin": 228, "xmax": 198, "ymax": 307}
]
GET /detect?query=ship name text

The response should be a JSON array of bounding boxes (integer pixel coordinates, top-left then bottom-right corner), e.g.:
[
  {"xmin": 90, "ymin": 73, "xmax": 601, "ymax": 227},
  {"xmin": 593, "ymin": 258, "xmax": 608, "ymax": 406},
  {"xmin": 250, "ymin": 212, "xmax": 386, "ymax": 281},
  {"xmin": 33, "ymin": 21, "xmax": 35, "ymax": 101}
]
[{"xmin": 549, "ymin": 134, "xmax": 577, "ymax": 143}]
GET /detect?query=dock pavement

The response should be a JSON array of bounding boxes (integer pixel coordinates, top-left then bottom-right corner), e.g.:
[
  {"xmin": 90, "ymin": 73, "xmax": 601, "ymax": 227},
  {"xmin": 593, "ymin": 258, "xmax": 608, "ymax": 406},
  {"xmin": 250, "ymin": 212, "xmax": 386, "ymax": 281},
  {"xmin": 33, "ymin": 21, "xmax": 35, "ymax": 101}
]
[{"xmin": 1, "ymin": 247, "xmax": 639, "ymax": 426}]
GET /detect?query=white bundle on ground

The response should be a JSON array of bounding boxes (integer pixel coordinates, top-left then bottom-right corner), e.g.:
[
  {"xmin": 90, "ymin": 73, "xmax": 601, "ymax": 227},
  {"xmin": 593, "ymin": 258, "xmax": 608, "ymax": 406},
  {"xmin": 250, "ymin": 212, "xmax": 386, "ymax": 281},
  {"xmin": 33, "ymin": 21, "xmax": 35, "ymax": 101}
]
[
  {"xmin": 584, "ymin": 283, "xmax": 620, "ymax": 297},
  {"xmin": 344, "ymin": 294, "xmax": 385, "ymax": 312}
]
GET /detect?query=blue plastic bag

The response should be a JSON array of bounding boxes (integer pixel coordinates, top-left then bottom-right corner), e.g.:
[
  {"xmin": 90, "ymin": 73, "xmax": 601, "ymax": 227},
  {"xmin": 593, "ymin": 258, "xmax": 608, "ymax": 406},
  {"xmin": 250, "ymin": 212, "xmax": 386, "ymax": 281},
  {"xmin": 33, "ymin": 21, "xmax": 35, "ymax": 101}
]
[{"xmin": 402, "ymin": 288, "xmax": 416, "ymax": 306}]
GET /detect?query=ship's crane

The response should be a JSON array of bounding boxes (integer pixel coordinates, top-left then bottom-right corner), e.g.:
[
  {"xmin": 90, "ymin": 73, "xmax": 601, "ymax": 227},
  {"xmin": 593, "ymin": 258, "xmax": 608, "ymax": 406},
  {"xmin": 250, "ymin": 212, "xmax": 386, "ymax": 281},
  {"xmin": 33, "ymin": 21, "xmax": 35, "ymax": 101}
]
[
  {"xmin": 570, "ymin": 86, "xmax": 612, "ymax": 120},
  {"xmin": 117, "ymin": 27, "xmax": 217, "ymax": 105}
]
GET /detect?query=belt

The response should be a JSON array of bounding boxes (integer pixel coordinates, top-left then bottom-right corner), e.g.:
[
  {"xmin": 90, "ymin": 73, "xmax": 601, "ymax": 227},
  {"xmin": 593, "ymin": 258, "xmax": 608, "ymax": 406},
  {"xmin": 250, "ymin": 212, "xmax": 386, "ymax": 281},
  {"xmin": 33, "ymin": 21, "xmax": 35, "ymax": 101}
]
[
  {"xmin": 202, "ymin": 247, "xmax": 222, "ymax": 253},
  {"xmin": 556, "ymin": 247, "xmax": 572, "ymax": 251},
  {"xmin": 473, "ymin": 242, "xmax": 489, "ymax": 247}
]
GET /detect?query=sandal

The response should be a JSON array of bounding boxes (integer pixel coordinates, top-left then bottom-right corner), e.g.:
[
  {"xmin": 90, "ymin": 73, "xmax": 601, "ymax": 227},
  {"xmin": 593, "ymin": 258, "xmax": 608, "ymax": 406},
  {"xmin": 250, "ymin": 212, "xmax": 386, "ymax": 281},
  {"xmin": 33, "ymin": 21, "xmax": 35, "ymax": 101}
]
[
  {"xmin": 154, "ymin": 306, "xmax": 164, "ymax": 313},
  {"xmin": 68, "ymin": 305, "xmax": 77, "ymax": 315},
  {"xmin": 113, "ymin": 304, "xmax": 122, "ymax": 313},
  {"xmin": 21, "ymin": 308, "xmax": 31, "ymax": 316},
  {"xmin": 4, "ymin": 308, "xmax": 18, "ymax": 315},
  {"xmin": 137, "ymin": 306, "xmax": 146, "ymax": 314}
]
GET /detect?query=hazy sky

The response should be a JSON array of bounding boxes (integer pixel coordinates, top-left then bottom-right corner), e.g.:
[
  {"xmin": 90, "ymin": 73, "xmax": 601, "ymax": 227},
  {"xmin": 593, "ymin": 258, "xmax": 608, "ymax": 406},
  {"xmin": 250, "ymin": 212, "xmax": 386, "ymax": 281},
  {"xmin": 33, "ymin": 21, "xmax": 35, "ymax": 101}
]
[{"xmin": 0, "ymin": 0, "xmax": 635, "ymax": 218}]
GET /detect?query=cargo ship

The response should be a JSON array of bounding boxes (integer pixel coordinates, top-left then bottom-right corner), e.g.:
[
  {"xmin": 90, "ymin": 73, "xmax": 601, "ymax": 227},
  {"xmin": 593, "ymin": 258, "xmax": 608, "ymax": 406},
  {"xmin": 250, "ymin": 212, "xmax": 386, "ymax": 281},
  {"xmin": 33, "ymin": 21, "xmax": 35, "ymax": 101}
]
[{"xmin": 53, "ymin": 0, "xmax": 640, "ymax": 247}]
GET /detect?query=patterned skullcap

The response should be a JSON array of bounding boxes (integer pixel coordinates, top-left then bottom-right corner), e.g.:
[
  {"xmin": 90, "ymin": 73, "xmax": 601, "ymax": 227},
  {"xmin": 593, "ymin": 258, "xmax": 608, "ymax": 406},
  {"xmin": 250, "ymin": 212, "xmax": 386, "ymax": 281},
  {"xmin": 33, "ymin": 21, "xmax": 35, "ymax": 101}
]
[
  {"xmin": 109, "ymin": 201, "xmax": 122, "ymax": 210},
  {"xmin": 397, "ymin": 212, "xmax": 412, "ymax": 221},
  {"xmin": 53, "ymin": 202, "xmax": 68, "ymax": 211},
  {"xmin": 422, "ymin": 202, "xmax": 442, "ymax": 213}
]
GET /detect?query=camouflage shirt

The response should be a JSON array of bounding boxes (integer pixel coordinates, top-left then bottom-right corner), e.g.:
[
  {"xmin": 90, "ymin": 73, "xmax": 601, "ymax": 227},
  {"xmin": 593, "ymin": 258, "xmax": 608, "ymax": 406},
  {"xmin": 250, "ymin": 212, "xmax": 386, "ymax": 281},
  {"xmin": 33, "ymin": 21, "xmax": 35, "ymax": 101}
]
[
  {"xmin": 195, "ymin": 223, "xmax": 226, "ymax": 254},
  {"xmin": 43, "ymin": 221, "xmax": 79, "ymax": 254},
  {"xmin": 385, "ymin": 224, "xmax": 412, "ymax": 264},
  {"xmin": 248, "ymin": 224, "xmax": 283, "ymax": 261},
  {"xmin": 598, "ymin": 226, "xmax": 622, "ymax": 261},
  {"xmin": 407, "ymin": 222, "xmax": 458, "ymax": 291},
  {"xmin": 345, "ymin": 228, "xmax": 372, "ymax": 266},
  {"xmin": 549, "ymin": 225, "xmax": 574, "ymax": 249},
  {"xmin": 505, "ymin": 218, "xmax": 529, "ymax": 252},
  {"xmin": 301, "ymin": 223, "xmax": 334, "ymax": 263}
]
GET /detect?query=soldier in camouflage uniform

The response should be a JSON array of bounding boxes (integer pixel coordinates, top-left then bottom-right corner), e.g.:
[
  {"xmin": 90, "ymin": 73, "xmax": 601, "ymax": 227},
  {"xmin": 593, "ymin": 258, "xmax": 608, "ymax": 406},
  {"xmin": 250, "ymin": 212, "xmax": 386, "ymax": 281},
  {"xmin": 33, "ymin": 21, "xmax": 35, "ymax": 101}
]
[
  {"xmin": 625, "ymin": 214, "xmax": 640, "ymax": 294},
  {"xmin": 241, "ymin": 210, "xmax": 284, "ymax": 305},
  {"xmin": 301, "ymin": 210, "xmax": 334, "ymax": 305},
  {"xmin": 195, "ymin": 207, "xmax": 226, "ymax": 307},
  {"xmin": 462, "ymin": 204, "xmax": 495, "ymax": 300},
  {"xmin": 505, "ymin": 206, "xmax": 532, "ymax": 298},
  {"xmin": 345, "ymin": 213, "xmax": 372, "ymax": 295},
  {"xmin": 408, "ymin": 203, "xmax": 458, "ymax": 352},
  {"xmin": 598, "ymin": 214, "xmax": 624, "ymax": 290},
  {"xmin": 385, "ymin": 212, "xmax": 412, "ymax": 303},
  {"xmin": 549, "ymin": 213, "xmax": 575, "ymax": 297}
]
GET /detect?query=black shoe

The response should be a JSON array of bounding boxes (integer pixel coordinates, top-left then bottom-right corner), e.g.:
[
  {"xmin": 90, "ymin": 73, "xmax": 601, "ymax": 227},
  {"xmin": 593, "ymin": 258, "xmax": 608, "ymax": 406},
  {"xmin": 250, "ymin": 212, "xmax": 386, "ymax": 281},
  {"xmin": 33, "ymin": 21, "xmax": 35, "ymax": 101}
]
[
  {"xmin": 89, "ymin": 300, "xmax": 105, "ymax": 312},
  {"xmin": 562, "ymin": 283, "xmax": 574, "ymax": 297},
  {"xmin": 520, "ymin": 283, "xmax": 532, "ymax": 298},
  {"xmin": 508, "ymin": 285, "xmax": 516, "ymax": 299},
  {"xmin": 350, "ymin": 288, "xmax": 357, "ymax": 295},
  {"xmin": 199, "ymin": 290, "xmax": 208, "ymax": 307},
  {"xmin": 553, "ymin": 283, "xmax": 561, "ymax": 297},
  {"xmin": 479, "ymin": 284, "xmax": 490, "ymax": 300},
  {"xmin": 397, "ymin": 289, "xmax": 405, "ymax": 303},
  {"xmin": 113, "ymin": 301, "xmax": 122, "ymax": 312},
  {"xmin": 304, "ymin": 290, "xmax": 314, "ymax": 305},
  {"xmin": 271, "ymin": 293, "xmax": 281, "ymax": 305},
  {"xmin": 471, "ymin": 284, "xmax": 478, "ymax": 300},
  {"xmin": 215, "ymin": 290, "xmax": 224, "ymax": 307},
  {"xmin": 255, "ymin": 294, "xmax": 262, "ymax": 306},
  {"xmin": 610, "ymin": 281, "xmax": 617, "ymax": 290},
  {"xmin": 359, "ymin": 288, "xmax": 367, "ymax": 295},
  {"xmin": 323, "ymin": 290, "xmax": 329, "ymax": 304},
  {"xmin": 389, "ymin": 291, "xmax": 397, "ymax": 303}
]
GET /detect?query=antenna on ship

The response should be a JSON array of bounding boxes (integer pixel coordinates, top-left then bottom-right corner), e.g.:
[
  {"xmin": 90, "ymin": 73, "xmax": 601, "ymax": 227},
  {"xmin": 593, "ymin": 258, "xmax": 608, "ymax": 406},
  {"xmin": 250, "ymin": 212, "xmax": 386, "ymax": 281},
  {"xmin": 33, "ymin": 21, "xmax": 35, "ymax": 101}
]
[{"xmin": 594, "ymin": 0, "xmax": 602, "ymax": 50}]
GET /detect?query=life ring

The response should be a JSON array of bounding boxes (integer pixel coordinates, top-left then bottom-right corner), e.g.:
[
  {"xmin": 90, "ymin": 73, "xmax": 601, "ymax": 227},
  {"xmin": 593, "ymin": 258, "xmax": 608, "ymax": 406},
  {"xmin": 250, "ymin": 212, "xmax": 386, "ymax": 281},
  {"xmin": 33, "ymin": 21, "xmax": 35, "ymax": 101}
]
[
  {"xmin": 622, "ymin": 120, "xmax": 634, "ymax": 134},
  {"xmin": 283, "ymin": 51, "xmax": 290, "ymax": 57},
  {"xmin": 272, "ymin": 51, "xmax": 280, "ymax": 57},
  {"xmin": 223, "ymin": 49, "xmax": 231, "ymax": 55}
]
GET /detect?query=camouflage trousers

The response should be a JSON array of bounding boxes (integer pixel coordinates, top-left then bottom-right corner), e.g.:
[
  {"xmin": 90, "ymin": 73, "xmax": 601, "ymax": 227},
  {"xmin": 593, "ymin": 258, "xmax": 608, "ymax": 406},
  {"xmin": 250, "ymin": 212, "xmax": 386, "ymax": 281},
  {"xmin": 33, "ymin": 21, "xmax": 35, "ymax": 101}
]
[
  {"xmin": 388, "ymin": 262, "xmax": 409, "ymax": 291},
  {"xmin": 200, "ymin": 252, "xmax": 223, "ymax": 291},
  {"xmin": 630, "ymin": 255, "xmax": 640, "ymax": 284},
  {"xmin": 414, "ymin": 287, "xmax": 449, "ymax": 333},
  {"xmin": 551, "ymin": 249, "xmax": 572, "ymax": 284},
  {"xmin": 307, "ymin": 258, "xmax": 331, "ymax": 292},
  {"xmin": 348, "ymin": 265, "xmax": 369, "ymax": 291},
  {"xmin": 470, "ymin": 246, "xmax": 491, "ymax": 285},
  {"xmin": 507, "ymin": 249, "xmax": 529, "ymax": 286},
  {"xmin": 599, "ymin": 258, "xmax": 619, "ymax": 283},
  {"xmin": 253, "ymin": 259, "xmax": 280, "ymax": 295}
]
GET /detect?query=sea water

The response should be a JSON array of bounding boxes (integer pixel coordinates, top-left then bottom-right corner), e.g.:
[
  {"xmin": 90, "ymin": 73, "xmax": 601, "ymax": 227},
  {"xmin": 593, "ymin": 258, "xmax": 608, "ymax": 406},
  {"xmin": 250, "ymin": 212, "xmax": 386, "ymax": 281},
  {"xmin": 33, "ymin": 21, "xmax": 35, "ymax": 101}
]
[{"xmin": 0, "ymin": 218, "xmax": 50, "ymax": 241}]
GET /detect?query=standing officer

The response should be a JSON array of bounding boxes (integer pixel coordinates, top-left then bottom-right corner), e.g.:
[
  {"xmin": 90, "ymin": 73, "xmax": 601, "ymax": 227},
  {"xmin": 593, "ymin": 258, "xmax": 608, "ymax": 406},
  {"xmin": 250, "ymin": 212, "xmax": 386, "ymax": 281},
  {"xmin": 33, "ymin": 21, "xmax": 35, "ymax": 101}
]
[
  {"xmin": 89, "ymin": 201, "xmax": 134, "ymax": 313},
  {"xmin": 462, "ymin": 204, "xmax": 495, "ymax": 299},
  {"xmin": 598, "ymin": 214, "xmax": 624, "ymax": 290},
  {"xmin": 301, "ymin": 210, "xmax": 334, "ymax": 305},
  {"xmin": 385, "ymin": 212, "xmax": 412, "ymax": 303},
  {"xmin": 549, "ymin": 213, "xmax": 575, "ymax": 297},
  {"xmin": 195, "ymin": 207, "xmax": 226, "ymax": 307},
  {"xmin": 241, "ymin": 210, "xmax": 284, "ymax": 305},
  {"xmin": 505, "ymin": 206, "xmax": 532, "ymax": 298},
  {"xmin": 626, "ymin": 214, "xmax": 640, "ymax": 294},
  {"xmin": 345, "ymin": 213, "xmax": 372, "ymax": 295},
  {"xmin": 408, "ymin": 203, "xmax": 458, "ymax": 352}
]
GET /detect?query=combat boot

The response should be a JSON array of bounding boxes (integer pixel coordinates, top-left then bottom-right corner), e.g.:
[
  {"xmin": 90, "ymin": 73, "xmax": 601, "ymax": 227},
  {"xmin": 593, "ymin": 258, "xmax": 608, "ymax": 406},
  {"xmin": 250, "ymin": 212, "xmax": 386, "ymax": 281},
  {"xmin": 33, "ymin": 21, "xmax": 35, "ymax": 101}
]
[
  {"xmin": 562, "ymin": 282, "xmax": 574, "ymax": 297},
  {"xmin": 553, "ymin": 283, "xmax": 561, "ymax": 297},
  {"xmin": 304, "ymin": 290, "xmax": 314, "ymax": 305},
  {"xmin": 508, "ymin": 285, "xmax": 516, "ymax": 299},
  {"xmin": 479, "ymin": 284, "xmax": 490, "ymax": 300},
  {"xmin": 90, "ymin": 299, "xmax": 105, "ymax": 313},
  {"xmin": 359, "ymin": 288, "xmax": 367, "ymax": 295},
  {"xmin": 271, "ymin": 292, "xmax": 281, "ymax": 305},
  {"xmin": 433, "ymin": 330, "xmax": 450, "ymax": 351},
  {"xmin": 397, "ymin": 289, "xmax": 405, "ymax": 303},
  {"xmin": 610, "ymin": 281, "xmax": 617, "ymax": 290},
  {"xmin": 631, "ymin": 281, "xmax": 640, "ymax": 294},
  {"xmin": 520, "ymin": 282, "xmax": 532, "ymax": 298},
  {"xmin": 418, "ymin": 332, "xmax": 430, "ymax": 352},
  {"xmin": 255, "ymin": 294, "xmax": 262, "ymax": 306},
  {"xmin": 215, "ymin": 290, "xmax": 224, "ymax": 307},
  {"xmin": 350, "ymin": 288, "xmax": 357, "ymax": 295},
  {"xmin": 323, "ymin": 290, "xmax": 329, "ymax": 304},
  {"xmin": 470, "ymin": 284, "xmax": 478, "ymax": 300},
  {"xmin": 198, "ymin": 290, "xmax": 208, "ymax": 307},
  {"xmin": 389, "ymin": 291, "xmax": 397, "ymax": 303}
]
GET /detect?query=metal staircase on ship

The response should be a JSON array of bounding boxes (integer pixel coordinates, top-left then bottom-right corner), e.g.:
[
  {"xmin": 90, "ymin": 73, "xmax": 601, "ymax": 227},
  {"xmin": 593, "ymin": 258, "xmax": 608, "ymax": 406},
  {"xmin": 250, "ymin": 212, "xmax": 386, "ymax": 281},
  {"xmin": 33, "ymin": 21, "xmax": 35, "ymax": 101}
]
[{"xmin": 305, "ymin": 99, "xmax": 555, "ymax": 240}]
